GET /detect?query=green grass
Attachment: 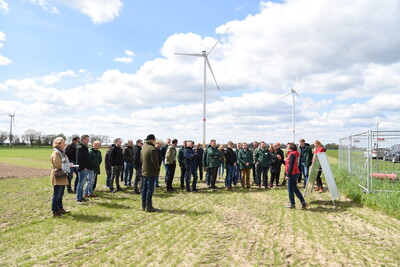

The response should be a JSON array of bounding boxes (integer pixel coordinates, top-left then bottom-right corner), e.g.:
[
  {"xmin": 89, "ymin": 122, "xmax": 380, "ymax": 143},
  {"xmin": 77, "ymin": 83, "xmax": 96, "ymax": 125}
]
[{"xmin": 0, "ymin": 148, "xmax": 399, "ymax": 266}]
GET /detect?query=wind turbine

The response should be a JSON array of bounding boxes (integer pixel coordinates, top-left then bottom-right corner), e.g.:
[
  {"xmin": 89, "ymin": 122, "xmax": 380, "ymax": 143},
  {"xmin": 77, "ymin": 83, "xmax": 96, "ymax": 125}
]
[
  {"xmin": 175, "ymin": 28, "xmax": 229, "ymax": 147},
  {"xmin": 276, "ymin": 69, "xmax": 310, "ymax": 143},
  {"xmin": 8, "ymin": 109, "xmax": 17, "ymax": 146}
]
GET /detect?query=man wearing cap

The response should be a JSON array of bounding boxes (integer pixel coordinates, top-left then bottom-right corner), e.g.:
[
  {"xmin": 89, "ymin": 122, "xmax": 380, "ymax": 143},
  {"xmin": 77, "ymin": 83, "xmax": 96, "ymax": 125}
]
[{"xmin": 140, "ymin": 134, "xmax": 160, "ymax": 212}]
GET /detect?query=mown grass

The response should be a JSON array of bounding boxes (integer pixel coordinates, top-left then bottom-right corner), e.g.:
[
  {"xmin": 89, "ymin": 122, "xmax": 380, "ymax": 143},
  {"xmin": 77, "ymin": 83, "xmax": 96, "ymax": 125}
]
[{"xmin": 0, "ymin": 148, "xmax": 399, "ymax": 266}]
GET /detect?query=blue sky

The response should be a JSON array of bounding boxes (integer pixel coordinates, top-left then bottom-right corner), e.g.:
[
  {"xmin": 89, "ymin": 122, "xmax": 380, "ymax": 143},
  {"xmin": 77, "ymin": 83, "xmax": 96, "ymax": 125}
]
[{"xmin": 0, "ymin": 0, "xmax": 399, "ymax": 144}]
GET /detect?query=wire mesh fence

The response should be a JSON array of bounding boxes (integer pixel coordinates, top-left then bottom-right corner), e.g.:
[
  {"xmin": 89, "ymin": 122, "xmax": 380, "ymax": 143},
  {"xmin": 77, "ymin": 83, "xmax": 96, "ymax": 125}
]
[{"xmin": 339, "ymin": 130, "xmax": 400, "ymax": 193}]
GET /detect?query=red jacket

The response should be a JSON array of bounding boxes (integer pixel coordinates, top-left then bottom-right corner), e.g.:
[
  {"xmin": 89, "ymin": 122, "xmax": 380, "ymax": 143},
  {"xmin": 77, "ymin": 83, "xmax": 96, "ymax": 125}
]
[
  {"xmin": 313, "ymin": 146, "xmax": 326, "ymax": 162},
  {"xmin": 285, "ymin": 150, "xmax": 300, "ymax": 175}
]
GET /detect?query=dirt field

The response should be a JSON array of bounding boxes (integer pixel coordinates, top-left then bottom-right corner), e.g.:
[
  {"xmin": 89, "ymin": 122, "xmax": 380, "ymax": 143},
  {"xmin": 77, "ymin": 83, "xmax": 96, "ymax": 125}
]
[{"xmin": 0, "ymin": 162, "xmax": 49, "ymax": 179}]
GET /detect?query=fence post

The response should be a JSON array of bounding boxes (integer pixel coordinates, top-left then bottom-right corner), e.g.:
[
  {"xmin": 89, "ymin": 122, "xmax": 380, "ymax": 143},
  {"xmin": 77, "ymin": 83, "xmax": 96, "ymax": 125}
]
[{"xmin": 348, "ymin": 135, "xmax": 352, "ymax": 173}]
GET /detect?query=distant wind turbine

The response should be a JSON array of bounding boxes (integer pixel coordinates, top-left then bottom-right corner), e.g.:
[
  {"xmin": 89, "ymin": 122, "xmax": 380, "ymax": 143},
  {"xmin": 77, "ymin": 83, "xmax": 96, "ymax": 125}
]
[
  {"xmin": 276, "ymin": 69, "xmax": 311, "ymax": 142},
  {"xmin": 175, "ymin": 28, "xmax": 229, "ymax": 147},
  {"xmin": 8, "ymin": 108, "xmax": 17, "ymax": 146}
]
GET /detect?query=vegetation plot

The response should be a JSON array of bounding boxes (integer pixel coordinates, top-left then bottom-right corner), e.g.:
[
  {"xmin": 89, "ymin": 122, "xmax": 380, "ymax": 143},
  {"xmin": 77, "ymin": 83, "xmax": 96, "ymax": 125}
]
[{"xmin": 0, "ymin": 148, "xmax": 399, "ymax": 266}]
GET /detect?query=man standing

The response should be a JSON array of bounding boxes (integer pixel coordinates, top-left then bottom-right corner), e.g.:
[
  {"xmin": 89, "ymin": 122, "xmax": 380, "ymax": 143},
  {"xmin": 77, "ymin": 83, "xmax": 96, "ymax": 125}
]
[
  {"xmin": 123, "ymin": 140, "xmax": 134, "ymax": 187},
  {"xmin": 238, "ymin": 143, "xmax": 253, "ymax": 189},
  {"xmin": 65, "ymin": 136, "xmax": 79, "ymax": 193},
  {"xmin": 203, "ymin": 139, "xmax": 221, "ymax": 190},
  {"xmin": 160, "ymin": 138, "xmax": 171, "ymax": 184},
  {"xmin": 104, "ymin": 145, "xmax": 112, "ymax": 188},
  {"xmin": 233, "ymin": 142, "xmax": 242, "ymax": 186},
  {"xmin": 141, "ymin": 134, "xmax": 160, "ymax": 212},
  {"xmin": 251, "ymin": 141, "xmax": 259, "ymax": 184},
  {"xmin": 76, "ymin": 135, "xmax": 93, "ymax": 203},
  {"xmin": 132, "ymin": 139, "xmax": 143, "ymax": 194},
  {"xmin": 155, "ymin": 141, "xmax": 162, "ymax": 188},
  {"xmin": 109, "ymin": 138, "xmax": 124, "ymax": 192},
  {"xmin": 87, "ymin": 140, "xmax": 102, "ymax": 197},
  {"xmin": 254, "ymin": 141, "xmax": 271, "ymax": 188},
  {"xmin": 194, "ymin": 143, "xmax": 204, "ymax": 181},
  {"xmin": 298, "ymin": 138, "xmax": 313, "ymax": 187},
  {"xmin": 224, "ymin": 141, "xmax": 237, "ymax": 190},
  {"xmin": 165, "ymin": 139, "xmax": 178, "ymax": 192},
  {"xmin": 183, "ymin": 141, "xmax": 198, "ymax": 192},
  {"xmin": 178, "ymin": 140, "xmax": 187, "ymax": 190}
]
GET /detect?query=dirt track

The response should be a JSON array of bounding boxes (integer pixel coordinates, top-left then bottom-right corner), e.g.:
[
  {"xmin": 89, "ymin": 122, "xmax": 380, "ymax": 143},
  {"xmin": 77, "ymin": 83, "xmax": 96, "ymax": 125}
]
[{"xmin": 0, "ymin": 162, "xmax": 49, "ymax": 179}]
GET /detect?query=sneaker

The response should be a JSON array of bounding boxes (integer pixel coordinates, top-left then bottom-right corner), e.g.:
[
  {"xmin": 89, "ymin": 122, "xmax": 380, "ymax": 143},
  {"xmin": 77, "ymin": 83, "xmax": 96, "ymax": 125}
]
[
  {"xmin": 58, "ymin": 208, "xmax": 70, "ymax": 214},
  {"xmin": 301, "ymin": 202, "xmax": 308, "ymax": 209},
  {"xmin": 89, "ymin": 194, "xmax": 98, "ymax": 198},
  {"xmin": 53, "ymin": 211, "xmax": 62, "ymax": 218},
  {"xmin": 319, "ymin": 187, "xmax": 323, "ymax": 192}
]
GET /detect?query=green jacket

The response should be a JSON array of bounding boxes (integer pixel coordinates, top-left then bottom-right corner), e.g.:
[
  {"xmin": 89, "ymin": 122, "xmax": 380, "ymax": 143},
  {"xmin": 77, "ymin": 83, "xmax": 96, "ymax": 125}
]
[
  {"xmin": 299, "ymin": 143, "xmax": 313, "ymax": 167},
  {"xmin": 254, "ymin": 147, "xmax": 271, "ymax": 168},
  {"xmin": 165, "ymin": 145, "xmax": 177, "ymax": 165},
  {"xmin": 203, "ymin": 146, "xmax": 221, "ymax": 168},
  {"xmin": 178, "ymin": 147, "xmax": 184, "ymax": 166},
  {"xmin": 141, "ymin": 142, "xmax": 160, "ymax": 177},
  {"xmin": 238, "ymin": 149, "xmax": 253, "ymax": 169},
  {"xmin": 89, "ymin": 148, "xmax": 102, "ymax": 174}
]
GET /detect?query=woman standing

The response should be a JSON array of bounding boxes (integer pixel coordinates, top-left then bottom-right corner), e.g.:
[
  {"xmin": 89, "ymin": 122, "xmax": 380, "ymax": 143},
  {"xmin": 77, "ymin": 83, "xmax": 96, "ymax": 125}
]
[
  {"xmin": 284, "ymin": 142, "xmax": 307, "ymax": 209},
  {"xmin": 269, "ymin": 143, "xmax": 284, "ymax": 188},
  {"xmin": 51, "ymin": 137, "xmax": 72, "ymax": 217},
  {"xmin": 218, "ymin": 144, "xmax": 225, "ymax": 179},
  {"xmin": 313, "ymin": 140, "xmax": 326, "ymax": 192}
]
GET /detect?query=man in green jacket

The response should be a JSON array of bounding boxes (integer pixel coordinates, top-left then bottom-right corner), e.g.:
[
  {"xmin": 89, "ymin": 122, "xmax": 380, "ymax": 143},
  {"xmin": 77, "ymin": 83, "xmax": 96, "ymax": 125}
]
[
  {"xmin": 165, "ymin": 139, "xmax": 178, "ymax": 192},
  {"xmin": 238, "ymin": 143, "xmax": 253, "ymax": 189},
  {"xmin": 203, "ymin": 139, "xmax": 221, "ymax": 190},
  {"xmin": 298, "ymin": 138, "xmax": 313, "ymax": 187},
  {"xmin": 254, "ymin": 141, "xmax": 271, "ymax": 188},
  {"xmin": 140, "ymin": 134, "xmax": 160, "ymax": 212},
  {"xmin": 86, "ymin": 141, "xmax": 102, "ymax": 197}
]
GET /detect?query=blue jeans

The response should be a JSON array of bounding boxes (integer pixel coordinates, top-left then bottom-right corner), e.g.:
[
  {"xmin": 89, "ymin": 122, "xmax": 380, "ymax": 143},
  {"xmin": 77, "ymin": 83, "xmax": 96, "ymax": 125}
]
[
  {"xmin": 185, "ymin": 166, "xmax": 198, "ymax": 191},
  {"xmin": 225, "ymin": 165, "xmax": 235, "ymax": 187},
  {"xmin": 77, "ymin": 169, "xmax": 91, "ymax": 200},
  {"xmin": 218, "ymin": 162, "xmax": 225, "ymax": 177},
  {"xmin": 124, "ymin": 162, "xmax": 134, "ymax": 186},
  {"xmin": 141, "ymin": 176, "xmax": 156, "ymax": 208},
  {"xmin": 163, "ymin": 162, "xmax": 169, "ymax": 184},
  {"xmin": 234, "ymin": 165, "xmax": 241, "ymax": 185},
  {"xmin": 205, "ymin": 167, "xmax": 212, "ymax": 187},
  {"xmin": 287, "ymin": 173, "xmax": 305, "ymax": 206},
  {"xmin": 106, "ymin": 172, "xmax": 111, "ymax": 187},
  {"xmin": 299, "ymin": 162, "xmax": 309, "ymax": 186},
  {"xmin": 84, "ymin": 170, "xmax": 95, "ymax": 196},
  {"xmin": 52, "ymin": 185, "xmax": 65, "ymax": 212}
]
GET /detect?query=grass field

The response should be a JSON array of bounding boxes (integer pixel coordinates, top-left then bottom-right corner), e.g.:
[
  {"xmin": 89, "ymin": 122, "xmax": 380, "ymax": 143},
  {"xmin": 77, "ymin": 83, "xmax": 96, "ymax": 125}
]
[{"xmin": 0, "ymin": 147, "xmax": 399, "ymax": 266}]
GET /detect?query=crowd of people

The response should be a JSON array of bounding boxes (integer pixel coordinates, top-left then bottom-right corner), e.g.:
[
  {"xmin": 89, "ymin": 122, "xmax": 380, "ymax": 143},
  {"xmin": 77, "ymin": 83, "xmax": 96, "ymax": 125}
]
[{"xmin": 50, "ymin": 134, "xmax": 326, "ymax": 217}]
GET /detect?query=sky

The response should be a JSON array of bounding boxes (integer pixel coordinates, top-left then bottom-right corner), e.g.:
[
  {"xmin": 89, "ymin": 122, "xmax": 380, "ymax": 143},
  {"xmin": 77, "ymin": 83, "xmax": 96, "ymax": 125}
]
[{"xmin": 0, "ymin": 0, "xmax": 399, "ymax": 145}]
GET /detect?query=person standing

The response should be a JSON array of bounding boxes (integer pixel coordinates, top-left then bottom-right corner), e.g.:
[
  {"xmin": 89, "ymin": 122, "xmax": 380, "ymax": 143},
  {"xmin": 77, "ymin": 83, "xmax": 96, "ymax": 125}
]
[
  {"xmin": 238, "ymin": 143, "xmax": 253, "ymax": 189},
  {"xmin": 298, "ymin": 139, "xmax": 313, "ymax": 187},
  {"xmin": 202, "ymin": 142, "xmax": 211, "ymax": 187},
  {"xmin": 255, "ymin": 141, "xmax": 271, "ymax": 188},
  {"xmin": 64, "ymin": 136, "xmax": 79, "ymax": 193},
  {"xmin": 109, "ymin": 138, "xmax": 124, "ymax": 192},
  {"xmin": 233, "ymin": 142, "xmax": 242, "ymax": 186},
  {"xmin": 218, "ymin": 144, "xmax": 225, "ymax": 179},
  {"xmin": 313, "ymin": 140, "xmax": 326, "ymax": 192},
  {"xmin": 224, "ymin": 141, "xmax": 237, "ymax": 190},
  {"xmin": 204, "ymin": 139, "xmax": 221, "ymax": 190},
  {"xmin": 284, "ymin": 142, "xmax": 307, "ymax": 209},
  {"xmin": 132, "ymin": 139, "xmax": 143, "ymax": 194},
  {"xmin": 123, "ymin": 140, "xmax": 134, "ymax": 187},
  {"xmin": 251, "ymin": 141, "xmax": 259, "ymax": 184},
  {"xmin": 270, "ymin": 143, "xmax": 284, "ymax": 187},
  {"xmin": 165, "ymin": 139, "xmax": 178, "ymax": 192},
  {"xmin": 140, "ymin": 134, "xmax": 160, "ymax": 212},
  {"xmin": 87, "ymin": 140, "xmax": 102, "ymax": 197},
  {"xmin": 76, "ymin": 134, "xmax": 93, "ymax": 203},
  {"xmin": 51, "ymin": 137, "xmax": 72, "ymax": 217},
  {"xmin": 160, "ymin": 138, "xmax": 171, "ymax": 184},
  {"xmin": 104, "ymin": 145, "xmax": 112, "ymax": 188},
  {"xmin": 194, "ymin": 143, "xmax": 204, "ymax": 181},
  {"xmin": 155, "ymin": 141, "xmax": 163, "ymax": 188},
  {"xmin": 183, "ymin": 141, "xmax": 198, "ymax": 192},
  {"xmin": 178, "ymin": 141, "xmax": 187, "ymax": 190}
]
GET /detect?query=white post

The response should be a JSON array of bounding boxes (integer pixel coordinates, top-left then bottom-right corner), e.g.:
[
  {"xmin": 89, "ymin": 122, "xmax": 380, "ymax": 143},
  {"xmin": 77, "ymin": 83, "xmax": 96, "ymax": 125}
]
[
  {"xmin": 292, "ymin": 89, "xmax": 295, "ymax": 143},
  {"xmin": 202, "ymin": 56, "xmax": 207, "ymax": 148}
]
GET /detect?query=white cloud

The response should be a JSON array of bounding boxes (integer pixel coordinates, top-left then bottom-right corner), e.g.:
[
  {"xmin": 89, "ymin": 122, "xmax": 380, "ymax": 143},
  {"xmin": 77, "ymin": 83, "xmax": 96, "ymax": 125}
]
[
  {"xmin": 0, "ymin": 31, "xmax": 11, "ymax": 65},
  {"xmin": 114, "ymin": 50, "xmax": 135, "ymax": 64},
  {"xmin": 0, "ymin": 0, "xmax": 8, "ymax": 14},
  {"xmin": 124, "ymin": 50, "xmax": 134, "ymax": 56},
  {"xmin": 41, "ymin": 70, "xmax": 77, "ymax": 85}
]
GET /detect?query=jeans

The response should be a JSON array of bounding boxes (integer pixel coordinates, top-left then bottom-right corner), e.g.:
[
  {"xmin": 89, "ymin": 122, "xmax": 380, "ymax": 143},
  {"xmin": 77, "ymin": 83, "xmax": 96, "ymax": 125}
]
[
  {"xmin": 185, "ymin": 166, "xmax": 198, "ymax": 191},
  {"xmin": 299, "ymin": 162, "xmax": 309, "ymax": 186},
  {"xmin": 52, "ymin": 185, "xmax": 65, "ymax": 212},
  {"xmin": 84, "ymin": 170, "xmax": 95, "ymax": 196},
  {"xmin": 124, "ymin": 162, "xmax": 134, "ymax": 186},
  {"xmin": 205, "ymin": 167, "xmax": 212, "ymax": 187},
  {"xmin": 225, "ymin": 165, "xmax": 235, "ymax": 187},
  {"xmin": 218, "ymin": 162, "xmax": 225, "ymax": 177},
  {"xmin": 287, "ymin": 173, "xmax": 305, "ymax": 205},
  {"xmin": 197, "ymin": 162, "xmax": 203, "ymax": 180},
  {"xmin": 234, "ymin": 165, "xmax": 241, "ymax": 185},
  {"xmin": 106, "ymin": 171, "xmax": 111, "ymax": 187},
  {"xmin": 163, "ymin": 161, "xmax": 169, "ymax": 184},
  {"xmin": 255, "ymin": 164, "xmax": 268, "ymax": 187},
  {"xmin": 141, "ymin": 176, "xmax": 156, "ymax": 208},
  {"xmin": 166, "ymin": 163, "xmax": 176, "ymax": 190},
  {"xmin": 110, "ymin": 165, "xmax": 123, "ymax": 190},
  {"xmin": 134, "ymin": 166, "xmax": 142, "ymax": 192},
  {"xmin": 77, "ymin": 169, "xmax": 91, "ymax": 200}
]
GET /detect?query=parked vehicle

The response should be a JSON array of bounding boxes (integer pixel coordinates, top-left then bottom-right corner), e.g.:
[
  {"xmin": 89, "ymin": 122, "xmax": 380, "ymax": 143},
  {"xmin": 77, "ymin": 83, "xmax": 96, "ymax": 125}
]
[
  {"xmin": 383, "ymin": 144, "xmax": 400, "ymax": 163},
  {"xmin": 363, "ymin": 147, "xmax": 387, "ymax": 159}
]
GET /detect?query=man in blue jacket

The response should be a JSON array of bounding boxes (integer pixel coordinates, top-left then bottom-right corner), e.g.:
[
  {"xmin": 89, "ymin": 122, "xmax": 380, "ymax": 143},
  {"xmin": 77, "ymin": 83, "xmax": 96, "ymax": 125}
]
[{"xmin": 184, "ymin": 141, "xmax": 198, "ymax": 192}]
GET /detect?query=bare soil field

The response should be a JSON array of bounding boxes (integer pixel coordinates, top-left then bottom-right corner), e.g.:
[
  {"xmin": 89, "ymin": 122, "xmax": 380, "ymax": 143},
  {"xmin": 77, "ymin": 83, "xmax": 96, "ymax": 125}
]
[{"xmin": 0, "ymin": 162, "xmax": 49, "ymax": 179}]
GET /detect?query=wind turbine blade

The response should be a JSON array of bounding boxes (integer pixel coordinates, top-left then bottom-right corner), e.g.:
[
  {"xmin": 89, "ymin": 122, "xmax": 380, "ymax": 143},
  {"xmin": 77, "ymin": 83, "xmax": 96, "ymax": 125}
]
[
  {"xmin": 13, "ymin": 108, "xmax": 18, "ymax": 116},
  {"xmin": 174, "ymin": 53, "xmax": 203, "ymax": 57},
  {"xmin": 13, "ymin": 117, "xmax": 16, "ymax": 128},
  {"xmin": 294, "ymin": 91, "xmax": 313, "ymax": 106},
  {"xmin": 208, "ymin": 27, "xmax": 230, "ymax": 55},
  {"xmin": 206, "ymin": 57, "xmax": 219, "ymax": 90},
  {"xmin": 276, "ymin": 92, "xmax": 293, "ymax": 102},
  {"xmin": 294, "ymin": 68, "xmax": 300, "ymax": 89}
]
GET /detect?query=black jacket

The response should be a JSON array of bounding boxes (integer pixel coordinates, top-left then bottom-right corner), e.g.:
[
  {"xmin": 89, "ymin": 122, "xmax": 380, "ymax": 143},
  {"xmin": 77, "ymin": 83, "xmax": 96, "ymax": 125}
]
[
  {"xmin": 160, "ymin": 144, "xmax": 168, "ymax": 161},
  {"xmin": 270, "ymin": 149, "xmax": 284, "ymax": 173},
  {"xmin": 195, "ymin": 147, "xmax": 204, "ymax": 164},
  {"xmin": 105, "ymin": 150, "xmax": 111, "ymax": 173},
  {"xmin": 123, "ymin": 146, "xmax": 134, "ymax": 162},
  {"xmin": 224, "ymin": 147, "xmax": 237, "ymax": 166},
  {"xmin": 156, "ymin": 147, "xmax": 162, "ymax": 167},
  {"xmin": 76, "ymin": 142, "xmax": 92, "ymax": 171},
  {"xmin": 132, "ymin": 145, "xmax": 142, "ymax": 168},
  {"xmin": 65, "ymin": 143, "xmax": 77, "ymax": 162},
  {"xmin": 109, "ymin": 144, "xmax": 124, "ymax": 166}
]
